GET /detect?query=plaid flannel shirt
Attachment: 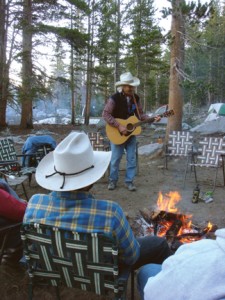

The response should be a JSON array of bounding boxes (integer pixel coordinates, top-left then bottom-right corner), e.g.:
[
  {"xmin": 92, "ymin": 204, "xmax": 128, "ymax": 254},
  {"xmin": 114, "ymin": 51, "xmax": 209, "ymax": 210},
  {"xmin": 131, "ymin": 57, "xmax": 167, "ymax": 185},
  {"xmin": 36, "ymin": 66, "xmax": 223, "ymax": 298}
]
[{"xmin": 23, "ymin": 191, "xmax": 140, "ymax": 265}]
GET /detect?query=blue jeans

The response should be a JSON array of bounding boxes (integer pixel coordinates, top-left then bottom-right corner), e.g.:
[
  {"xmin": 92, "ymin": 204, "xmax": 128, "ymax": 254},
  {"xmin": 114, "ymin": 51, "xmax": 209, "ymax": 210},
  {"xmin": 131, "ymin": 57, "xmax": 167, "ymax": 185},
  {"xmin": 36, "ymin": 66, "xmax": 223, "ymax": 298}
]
[
  {"xmin": 137, "ymin": 263, "xmax": 162, "ymax": 300},
  {"xmin": 109, "ymin": 136, "xmax": 137, "ymax": 184}
]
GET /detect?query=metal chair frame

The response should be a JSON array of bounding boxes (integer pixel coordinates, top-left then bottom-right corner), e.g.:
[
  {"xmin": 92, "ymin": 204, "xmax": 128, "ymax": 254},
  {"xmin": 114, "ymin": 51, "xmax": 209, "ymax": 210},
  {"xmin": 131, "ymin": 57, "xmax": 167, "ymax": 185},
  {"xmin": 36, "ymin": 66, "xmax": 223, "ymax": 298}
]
[
  {"xmin": 0, "ymin": 138, "xmax": 55, "ymax": 197},
  {"xmin": 21, "ymin": 223, "xmax": 134, "ymax": 300},
  {"xmin": 0, "ymin": 222, "xmax": 22, "ymax": 265},
  {"xmin": 164, "ymin": 130, "xmax": 194, "ymax": 169},
  {"xmin": 0, "ymin": 138, "xmax": 36, "ymax": 198},
  {"xmin": 27, "ymin": 143, "xmax": 55, "ymax": 167},
  {"xmin": 184, "ymin": 136, "xmax": 225, "ymax": 191}
]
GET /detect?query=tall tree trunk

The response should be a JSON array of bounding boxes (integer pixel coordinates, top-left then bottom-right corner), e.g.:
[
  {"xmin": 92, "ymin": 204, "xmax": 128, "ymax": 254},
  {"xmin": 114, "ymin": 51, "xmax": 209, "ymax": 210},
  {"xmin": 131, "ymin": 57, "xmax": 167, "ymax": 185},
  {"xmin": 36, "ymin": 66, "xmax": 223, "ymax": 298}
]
[
  {"xmin": 143, "ymin": 67, "xmax": 147, "ymax": 112},
  {"xmin": 155, "ymin": 73, "xmax": 159, "ymax": 108},
  {"xmin": 20, "ymin": 0, "xmax": 33, "ymax": 129},
  {"xmin": 70, "ymin": 45, "xmax": 75, "ymax": 125},
  {"xmin": 70, "ymin": 6, "xmax": 75, "ymax": 125},
  {"xmin": 114, "ymin": 0, "xmax": 121, "ymax": 85},
  {"xmin": 207, "ymin": 51, "xmax": 212, "ymax": 105},
  {"xmin": 166, "ymin": 0, "xmax": 185, "ymax": 138},
  {"xmin": 0, "ymin": 0, "xmax": 8, "ymax": 127},
  {"xmin": 84, "ymin": 0, "xmax": 94, "ymax": 126}
]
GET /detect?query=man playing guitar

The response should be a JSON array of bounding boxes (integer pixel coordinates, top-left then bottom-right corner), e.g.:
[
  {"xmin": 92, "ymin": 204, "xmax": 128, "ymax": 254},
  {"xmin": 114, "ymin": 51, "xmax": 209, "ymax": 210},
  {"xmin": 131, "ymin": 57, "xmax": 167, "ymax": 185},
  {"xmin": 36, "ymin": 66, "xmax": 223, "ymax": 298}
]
[{"xmin": 102, "ymin": 72, "xmax": 161, "ymax": 192}]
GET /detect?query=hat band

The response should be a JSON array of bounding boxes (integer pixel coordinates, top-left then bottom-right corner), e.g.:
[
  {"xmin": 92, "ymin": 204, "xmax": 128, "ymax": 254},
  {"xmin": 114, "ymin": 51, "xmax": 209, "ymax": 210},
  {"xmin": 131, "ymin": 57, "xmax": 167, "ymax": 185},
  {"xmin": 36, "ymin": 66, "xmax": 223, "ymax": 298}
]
[
  {"xmin": 124, "ymin": 79, "xmax": 134, "ymax": 83},
  {"xmin": 45, "ymin": 165, "xmax": 94, "ymax": 189}
]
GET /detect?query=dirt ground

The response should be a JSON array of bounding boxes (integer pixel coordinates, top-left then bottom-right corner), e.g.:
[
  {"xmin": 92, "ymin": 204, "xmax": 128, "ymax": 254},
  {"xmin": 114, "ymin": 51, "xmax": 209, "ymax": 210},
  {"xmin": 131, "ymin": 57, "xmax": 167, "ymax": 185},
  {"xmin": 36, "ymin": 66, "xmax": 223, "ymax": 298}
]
[{"xmin": 1, "ymin": 124, "xmax": 225, "ymax": 300}]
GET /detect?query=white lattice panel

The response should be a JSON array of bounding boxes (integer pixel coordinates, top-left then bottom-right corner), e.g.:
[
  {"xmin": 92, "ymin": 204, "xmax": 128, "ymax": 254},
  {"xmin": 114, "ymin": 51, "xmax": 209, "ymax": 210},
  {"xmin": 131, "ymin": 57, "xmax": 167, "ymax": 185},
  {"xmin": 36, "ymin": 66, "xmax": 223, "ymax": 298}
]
[
  {"xmin": 168, "ymin": 131, "xmax": 193, "ymax": 156},
  {"xmin": 197, "ymin": 137, "xmax": 225, "ymax": 166}
]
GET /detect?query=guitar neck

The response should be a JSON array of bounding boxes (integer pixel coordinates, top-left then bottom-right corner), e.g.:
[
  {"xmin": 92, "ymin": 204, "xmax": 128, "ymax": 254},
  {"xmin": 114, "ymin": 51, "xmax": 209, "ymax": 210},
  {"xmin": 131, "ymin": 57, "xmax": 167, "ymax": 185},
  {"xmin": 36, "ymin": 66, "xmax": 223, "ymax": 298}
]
[
  {"xmin": 133, "ymin": 110, "xmax": 174, "ymax": 127},
  {"xmin": 133, "ymin": 116, "xmax": 158, "ymax": 127}
]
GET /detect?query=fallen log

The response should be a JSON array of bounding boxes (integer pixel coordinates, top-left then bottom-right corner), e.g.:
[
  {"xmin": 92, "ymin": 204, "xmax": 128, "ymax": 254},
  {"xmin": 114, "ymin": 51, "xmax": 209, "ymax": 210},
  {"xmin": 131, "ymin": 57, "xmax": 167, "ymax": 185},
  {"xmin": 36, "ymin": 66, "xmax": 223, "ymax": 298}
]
[{"xmin": 166, "ymin": 219, "xmax": 183, "ymax": 238}]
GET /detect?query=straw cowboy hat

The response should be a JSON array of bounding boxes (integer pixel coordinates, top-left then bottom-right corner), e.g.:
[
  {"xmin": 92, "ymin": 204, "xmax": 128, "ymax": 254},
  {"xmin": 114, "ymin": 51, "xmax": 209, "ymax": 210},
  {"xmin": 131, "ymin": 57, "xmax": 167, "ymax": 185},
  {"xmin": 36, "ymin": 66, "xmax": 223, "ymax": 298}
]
[
  {"xmin": 115, "ymin": 72, "xmax": 140, "ymax": 87},
  {"xmin": 35, "ymin": 132, "xmax": 111, "ymax": 191}
]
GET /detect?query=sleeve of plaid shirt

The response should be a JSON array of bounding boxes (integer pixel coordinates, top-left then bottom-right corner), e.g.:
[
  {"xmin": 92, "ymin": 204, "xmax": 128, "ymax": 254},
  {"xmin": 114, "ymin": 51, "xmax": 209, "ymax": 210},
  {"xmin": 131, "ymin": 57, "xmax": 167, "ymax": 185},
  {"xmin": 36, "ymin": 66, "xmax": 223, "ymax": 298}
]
[
  {"xmin": 112, "ymin": 204, "xmax": 140, "ymax": 265},
  {"xmin": 102, "ymin": 98, "xmax": 120, "ymax": 127}
]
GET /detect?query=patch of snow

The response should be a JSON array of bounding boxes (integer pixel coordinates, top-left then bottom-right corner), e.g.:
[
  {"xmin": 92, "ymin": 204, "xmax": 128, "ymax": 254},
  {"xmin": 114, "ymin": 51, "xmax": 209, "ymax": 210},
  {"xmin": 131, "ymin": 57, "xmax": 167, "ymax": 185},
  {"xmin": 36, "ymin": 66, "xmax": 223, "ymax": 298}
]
[
  {"xmin": 33, "ymin": 117, "xmax": 100, "ymax": 125},
  {"xmin": 34, "ymin": 117, "xmax": 56, "ymax": 124},
  {"xmin": 90, "ymin": 118, "xmax": 100, "ymax": 124}
]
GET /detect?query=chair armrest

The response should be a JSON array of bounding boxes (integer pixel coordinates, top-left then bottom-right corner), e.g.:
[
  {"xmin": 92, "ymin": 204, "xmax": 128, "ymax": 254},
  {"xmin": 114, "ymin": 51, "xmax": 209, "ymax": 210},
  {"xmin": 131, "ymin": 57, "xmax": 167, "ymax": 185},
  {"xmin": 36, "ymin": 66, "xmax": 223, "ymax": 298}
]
[
  {"xmin": 0, "ymin": 160, "xmax": 23, "ymax": 176},
  {"xmin": 16, "ymin": 153, "xmax": 35, "ymax": 158},
  {"xmin": 0, "ymin": 222, "xmax": 22, "ymax": 233},
  {"xmin": 0, "ymin": 222, "xmax": 22, "ymax": 264},
  {"xmin": 0, "ymin": 160, "xmax": 18, "ymax": 166}
]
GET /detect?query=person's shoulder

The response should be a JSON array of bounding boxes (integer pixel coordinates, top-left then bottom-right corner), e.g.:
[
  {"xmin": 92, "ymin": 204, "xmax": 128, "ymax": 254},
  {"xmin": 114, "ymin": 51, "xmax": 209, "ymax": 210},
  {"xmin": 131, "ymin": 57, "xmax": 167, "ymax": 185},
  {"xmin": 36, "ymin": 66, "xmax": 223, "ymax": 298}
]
[
  {"xmin": 106, "ymin": 199, "xmax": 125, "ymax": 215},
  {"xmin": 175, "ymin": 238, "xmax": 215, "ymax": 256},
  {"xmin": 110, "ymin": 91, "xmax": 121, "ymax": 100},
  {"xmin": 96, "ymin": 198, "xmax": 123, "ymax": 210},
  {"xmin": 29, "ymin": 193, "xmax": 49, "ymax": 203}
]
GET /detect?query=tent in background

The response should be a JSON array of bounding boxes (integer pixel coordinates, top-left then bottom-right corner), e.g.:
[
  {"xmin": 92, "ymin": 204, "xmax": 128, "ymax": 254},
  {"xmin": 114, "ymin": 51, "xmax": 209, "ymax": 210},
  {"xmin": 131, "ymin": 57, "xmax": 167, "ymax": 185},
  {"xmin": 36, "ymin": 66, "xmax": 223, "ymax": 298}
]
[{"xmin": 204, "ymin": 103, "xmax": 225, "ymax": 122}]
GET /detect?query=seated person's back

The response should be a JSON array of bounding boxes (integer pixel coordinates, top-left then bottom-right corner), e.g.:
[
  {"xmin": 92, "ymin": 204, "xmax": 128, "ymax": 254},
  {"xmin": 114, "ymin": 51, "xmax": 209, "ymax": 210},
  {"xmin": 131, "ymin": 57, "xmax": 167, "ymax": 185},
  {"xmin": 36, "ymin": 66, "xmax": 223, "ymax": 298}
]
[{"xmin": 24, "ymin": 132, "xmax": 171, "ymax": 269}]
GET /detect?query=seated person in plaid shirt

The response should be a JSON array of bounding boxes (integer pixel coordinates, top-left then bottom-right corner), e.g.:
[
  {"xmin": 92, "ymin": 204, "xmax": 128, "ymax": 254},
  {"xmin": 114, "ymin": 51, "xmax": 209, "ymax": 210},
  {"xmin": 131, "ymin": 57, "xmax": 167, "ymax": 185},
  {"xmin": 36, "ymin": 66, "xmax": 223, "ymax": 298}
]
[{"xmin": 23, "ymin": 132, "xmax": 171, "ymax": 269}]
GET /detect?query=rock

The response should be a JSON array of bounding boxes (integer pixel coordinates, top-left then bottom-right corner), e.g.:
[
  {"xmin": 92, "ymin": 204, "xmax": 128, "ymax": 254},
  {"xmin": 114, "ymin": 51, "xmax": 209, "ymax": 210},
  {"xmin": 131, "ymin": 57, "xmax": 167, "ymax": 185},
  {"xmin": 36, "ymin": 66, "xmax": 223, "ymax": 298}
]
[
  {"xmin": 138, "ymin": 143, "xmax": 163, "ymax": 158},
  {"xmin": 191, "ymin": 117, "xmax": 225, "ymax": 135}
]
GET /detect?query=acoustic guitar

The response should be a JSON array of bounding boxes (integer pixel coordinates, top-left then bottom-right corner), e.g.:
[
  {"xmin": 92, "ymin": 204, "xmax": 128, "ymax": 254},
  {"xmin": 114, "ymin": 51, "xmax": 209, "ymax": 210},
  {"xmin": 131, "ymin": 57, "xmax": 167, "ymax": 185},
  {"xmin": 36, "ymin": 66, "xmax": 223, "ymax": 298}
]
[{"xmin": 106, "ymin": 109, "xmax": 174, "ymax": 145}]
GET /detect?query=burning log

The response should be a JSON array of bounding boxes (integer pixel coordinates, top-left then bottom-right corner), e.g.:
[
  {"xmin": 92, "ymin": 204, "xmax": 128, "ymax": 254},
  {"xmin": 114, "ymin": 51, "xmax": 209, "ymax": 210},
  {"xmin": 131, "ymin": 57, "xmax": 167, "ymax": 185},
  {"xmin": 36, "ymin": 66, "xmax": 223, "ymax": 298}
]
[
  {"xmin": 176, "ymin": 232, "xmax": 204, "ymax": 240},
  {"xmin": 140, "ymin": 208, "xmax": 186, "ymax": 223},
  {"xmin": 202, "ymin": 223, "xmax": 218, "ymax": 234},
  {"xmin": 166, "ymin": 219, "xmax": 183, "ymax": 238},
  {"xmin": 151, "ymin": 210, "xmax": 185, "ymax": 222},
  {"xmin": 138, "ymin": 203, "xmax": 217, "ymax": 249},
  {"xmin": 173, "ymin": 223, "xmax": 218, "ymax": 241}
]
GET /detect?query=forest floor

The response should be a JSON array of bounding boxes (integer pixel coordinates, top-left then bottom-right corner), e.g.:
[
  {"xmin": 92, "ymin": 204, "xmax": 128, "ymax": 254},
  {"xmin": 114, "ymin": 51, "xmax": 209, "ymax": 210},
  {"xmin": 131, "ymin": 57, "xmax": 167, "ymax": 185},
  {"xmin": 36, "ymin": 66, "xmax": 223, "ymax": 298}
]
[{"xmin": 1, "ymin": 124, "xmax": 225, "ymax": 300}]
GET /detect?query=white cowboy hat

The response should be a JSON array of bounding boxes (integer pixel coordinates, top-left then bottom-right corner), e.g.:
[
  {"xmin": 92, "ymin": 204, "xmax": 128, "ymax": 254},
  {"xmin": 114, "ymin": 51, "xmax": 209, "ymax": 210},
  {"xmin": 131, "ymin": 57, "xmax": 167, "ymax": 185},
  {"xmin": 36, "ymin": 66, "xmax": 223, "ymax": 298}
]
[
  {"xmin": 35, "ymin": 131, "xmax": 111, "ymax": 191},
  {"xmin": 115, "ymin": 72, "xmax": 140, "ymax": 87}
]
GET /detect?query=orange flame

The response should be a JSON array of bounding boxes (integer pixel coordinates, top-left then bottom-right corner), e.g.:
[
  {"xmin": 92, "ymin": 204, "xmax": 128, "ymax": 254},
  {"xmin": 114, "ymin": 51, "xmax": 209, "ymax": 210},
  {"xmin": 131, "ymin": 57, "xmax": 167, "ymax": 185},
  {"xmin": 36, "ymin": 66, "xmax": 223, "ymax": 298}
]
[
  {"xmin": 155, "ymin": 191, "xmax": 214, "ymax": 243},
  {"xmin": 207, "ymin": 222, "xmax": 213, "ymax": 231},
  {"xmin": 156, "ymin": 191, "xmax": 197, "ymax": 242},
  {"xmin": 157, "ymin": 191, "xmax": 181, "ymax": 213}
]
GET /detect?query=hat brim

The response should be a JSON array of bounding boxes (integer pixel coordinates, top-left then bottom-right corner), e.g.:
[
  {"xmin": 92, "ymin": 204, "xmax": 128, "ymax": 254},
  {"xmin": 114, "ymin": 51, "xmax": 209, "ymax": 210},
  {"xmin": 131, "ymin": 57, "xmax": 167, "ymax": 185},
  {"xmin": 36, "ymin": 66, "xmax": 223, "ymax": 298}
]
[
  {"xmin": 115, "ymin": 77, "xmax": 140, "ymax": 87},
  {"xmin": 35, "ymin": 150, "xmax": 111, "ymax": 191}
]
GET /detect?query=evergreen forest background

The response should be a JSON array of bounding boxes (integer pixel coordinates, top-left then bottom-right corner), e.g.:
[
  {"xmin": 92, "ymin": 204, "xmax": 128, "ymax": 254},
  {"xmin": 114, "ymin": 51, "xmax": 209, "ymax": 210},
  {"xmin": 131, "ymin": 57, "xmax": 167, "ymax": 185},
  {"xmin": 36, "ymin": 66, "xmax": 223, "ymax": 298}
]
[{"xmin": 0, "ymin": 0, "xmax": 224, "ymax": 129}]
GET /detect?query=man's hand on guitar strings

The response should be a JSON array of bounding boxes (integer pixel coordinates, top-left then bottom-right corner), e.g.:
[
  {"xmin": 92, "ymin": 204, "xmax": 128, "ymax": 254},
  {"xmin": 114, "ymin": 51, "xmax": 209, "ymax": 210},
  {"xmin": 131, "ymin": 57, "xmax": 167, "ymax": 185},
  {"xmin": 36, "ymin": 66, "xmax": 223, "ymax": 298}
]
[{"xmin": 118, "ymin": 124, "xmax": 128, "ymax": 135}]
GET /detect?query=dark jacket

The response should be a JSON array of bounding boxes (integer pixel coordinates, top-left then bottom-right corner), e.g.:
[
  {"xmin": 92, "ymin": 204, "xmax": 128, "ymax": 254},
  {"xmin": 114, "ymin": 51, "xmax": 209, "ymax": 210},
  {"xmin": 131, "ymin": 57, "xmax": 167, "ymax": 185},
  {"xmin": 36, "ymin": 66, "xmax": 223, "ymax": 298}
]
[{"xmin": 111, "ymin": 92, "xmax": 140, "ymax": 119}]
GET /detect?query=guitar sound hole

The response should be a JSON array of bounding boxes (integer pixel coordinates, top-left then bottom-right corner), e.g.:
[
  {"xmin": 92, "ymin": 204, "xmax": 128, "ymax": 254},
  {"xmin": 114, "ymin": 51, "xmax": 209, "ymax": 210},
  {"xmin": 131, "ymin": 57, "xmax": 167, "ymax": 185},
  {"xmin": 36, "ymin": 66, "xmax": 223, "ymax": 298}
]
[{"xmin": 126, "ymin": 123, "xmax": 134, "ymax": 132}]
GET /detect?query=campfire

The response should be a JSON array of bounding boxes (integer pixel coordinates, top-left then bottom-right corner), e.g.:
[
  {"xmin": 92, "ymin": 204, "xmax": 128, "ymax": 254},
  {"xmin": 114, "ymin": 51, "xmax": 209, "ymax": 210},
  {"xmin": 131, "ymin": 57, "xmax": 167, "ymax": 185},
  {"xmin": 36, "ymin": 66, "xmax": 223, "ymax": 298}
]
[{"xmin": 136, "ymin": 191, "xmax": 217, "ymax": 251}]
